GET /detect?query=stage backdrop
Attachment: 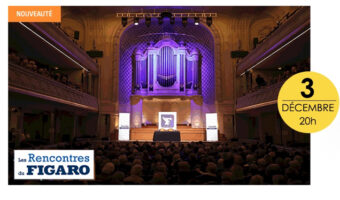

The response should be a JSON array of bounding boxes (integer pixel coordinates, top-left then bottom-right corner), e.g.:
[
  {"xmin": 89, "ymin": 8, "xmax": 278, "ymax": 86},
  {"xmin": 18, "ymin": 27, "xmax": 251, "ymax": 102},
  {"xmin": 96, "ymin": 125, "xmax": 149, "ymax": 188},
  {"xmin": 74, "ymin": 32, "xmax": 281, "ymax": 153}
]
[{"xmin": 142, "ymin": 98, "xmax": 191, "ymax": 125}]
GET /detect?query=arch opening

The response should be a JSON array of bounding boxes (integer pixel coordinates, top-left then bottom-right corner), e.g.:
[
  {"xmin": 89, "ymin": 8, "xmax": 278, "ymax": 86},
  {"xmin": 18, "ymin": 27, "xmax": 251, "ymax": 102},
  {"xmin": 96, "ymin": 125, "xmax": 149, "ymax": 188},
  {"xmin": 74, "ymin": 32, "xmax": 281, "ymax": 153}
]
[{"xmin": 118, "ymin": 18, "xmax": 216, "ymax": 128}]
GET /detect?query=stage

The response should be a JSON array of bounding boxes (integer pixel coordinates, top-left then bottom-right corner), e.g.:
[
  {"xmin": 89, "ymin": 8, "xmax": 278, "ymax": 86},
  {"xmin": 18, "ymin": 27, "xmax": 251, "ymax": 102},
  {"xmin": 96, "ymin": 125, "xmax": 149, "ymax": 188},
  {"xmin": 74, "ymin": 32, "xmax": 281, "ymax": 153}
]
[{"xmin": 130, "ymin": 125, "xmax": 205, "ymax": 142}]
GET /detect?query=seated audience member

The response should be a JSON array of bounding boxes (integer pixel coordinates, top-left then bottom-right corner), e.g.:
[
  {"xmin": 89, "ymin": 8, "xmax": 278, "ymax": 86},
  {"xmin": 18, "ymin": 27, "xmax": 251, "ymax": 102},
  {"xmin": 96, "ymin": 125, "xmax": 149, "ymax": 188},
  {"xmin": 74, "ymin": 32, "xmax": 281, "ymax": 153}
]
[
  {"xmin": 31, "ymin": 63, "xmax": 38, "ymax": 72},
  {"xmin": 28, "ymin": 60, "xmax": 36, "ymax": 71},
  {"xmin": 42, "ymin": 68, "xmax": 50, "ymax": 77},
  {"xmin": 9, "ymin": 52, "xmax": 20, "ymax": 64},
  {"xmin": 231, "ymin": 164, "xmax": 245, "ymax": 184},
  {"xmin": 20, "ymin": 58, "xmax": 29, "ymax": 68},
  {"xmin": 153, "ymin": 161, "xmax": 167, "ymax": 177},
  {"xmin": 111, "ymin": 171, "xmax": 125, "ymax": 184},
  {"xmin": 150, "ymin": 172, "xmax": 167, "ymax": 184},
  {"xmin": 216, "ymin": 158, "xmax": 225, "ymax": 175},
  {"xmin": 61, "ymin": 75, "xmax": 69, "ymax": 85},
  {"xmin": 123, "ymin": 164, "xmax": 144, "ymax": 184},
  {"xmin": 176, "ymin": 161, "xmax": 191, "ymax": 184},
  {"xmin": 282, "ymin": 68, "xmax": 291, "ymax": 80},
  {"xmin": 101, "ymin": 162, "xmax": 115, "ymax": 175},
  {"xmin": 246, "ymin": 154, "xmax": 256, "ymax": 163},
  {"xmin": 97, "ymin": 162, "xmax": 115, "ymax": 183},
  {"xmin": 249, "ymin": 174, "xmax": 264, "ymax": 184},
  {"xmin": 54, "ymin": 72, "xmax": 61, "ymax": 81},
  {"xmin": 290, "ymin": 65, "xmax": 298, "ymax": 74},
  {"xmin": 221, "ymin": 171, "xmax": 233, "ymax": 184},
  {"xmin": 38, "ymin": 67, "xmax": 44, "ymax": 75},
  {"xmin": 265, "ymin": 163, "xmax": 281, "ymax": 182},
  {"xmin": 196, "ymin": 162, "xmax": 218, "ymax": 184},
  {"xmin": 272, "ymin": 174, "xmax": 286, "ymax": 184},
  {"xmin": 255, "ymin": 74, "xmax": 267, "ymax": 87}
]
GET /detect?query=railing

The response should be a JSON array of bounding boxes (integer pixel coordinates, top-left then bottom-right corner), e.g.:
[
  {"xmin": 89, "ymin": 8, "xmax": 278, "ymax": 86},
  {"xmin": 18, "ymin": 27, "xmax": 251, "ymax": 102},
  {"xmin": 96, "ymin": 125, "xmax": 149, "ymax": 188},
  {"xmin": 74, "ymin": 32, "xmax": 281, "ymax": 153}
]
[
  {"xmin": 236, "ymin": 81, "xmax": 284, "ymax": 111},
  {"xmin": 9, "ymin": 63, "xmax": 98, "ymax": 111}
]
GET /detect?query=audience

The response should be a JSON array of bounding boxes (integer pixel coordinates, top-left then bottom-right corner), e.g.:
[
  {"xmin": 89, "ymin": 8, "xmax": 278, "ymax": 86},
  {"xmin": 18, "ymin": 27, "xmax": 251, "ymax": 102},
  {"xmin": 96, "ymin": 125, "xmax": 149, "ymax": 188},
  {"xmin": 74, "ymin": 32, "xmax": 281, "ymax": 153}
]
[
  {"xmin": 9, "ymin": 50, "xmax": 83, "ymax": 92},
  {"xmin": 9, "ymin": 140, "xmax": 310, "ymax": 185}
]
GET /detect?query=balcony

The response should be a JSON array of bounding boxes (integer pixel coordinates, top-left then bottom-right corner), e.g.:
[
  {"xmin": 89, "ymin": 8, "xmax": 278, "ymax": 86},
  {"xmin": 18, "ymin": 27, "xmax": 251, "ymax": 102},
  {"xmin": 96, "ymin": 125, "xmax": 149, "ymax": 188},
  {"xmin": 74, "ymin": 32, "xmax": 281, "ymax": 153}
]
[
  {"xmin": 236, "ymin": 81, "xmax": 283, "ymax": 112},
  {"xmin": 236, "ymin": 7, "xmax": 310, "ymax": 75},
  {"xmin": 9, "ymin": 22, "xmax": 98, "ymax": 74},
  {"xmin": 9, "ymin": 63, "xmax": 98, "ymax": 111}
]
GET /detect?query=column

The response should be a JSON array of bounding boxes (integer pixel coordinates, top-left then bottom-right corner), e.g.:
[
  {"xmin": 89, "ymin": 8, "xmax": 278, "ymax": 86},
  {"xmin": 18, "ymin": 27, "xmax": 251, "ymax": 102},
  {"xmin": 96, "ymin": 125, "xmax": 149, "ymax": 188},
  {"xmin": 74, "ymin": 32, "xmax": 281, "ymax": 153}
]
[
  {"xmin": 82, "ymin": 70, "xmax": 88, "ymax": 93},
  {"xmin": 191, "ymin": 49, "xmax": 199, "ymax": 90},
  {"xmin": 49, "ymin": 112, "xmax": 56, "ymax": 144},
  {"xmin": 72, "ymin": 114, "xmax": 78, "ymax": 140},
  {"xmin": 97, "ymin": 114, "xmax": 105, "ymax": 139},
  {"xmin": 93, "ymin": 75, "xmax": 98, "ymax": 97},
  {"xmin": 190, "ymin": 97, "xmax": 203, "ymax": 128},
  {"xmin": 178, "ymin": 42, "xmax": 186, "ymax": 92},
  {"xmin": 276, "ymin": 111, "xmax": 283, "ymax": 145},
  {"xmin": 180, "ymin": 54, "xmax": 185, "ymax": 91},
  {"xmin": 131, "ymin": 96, "xmax": 143, "ymax": 128},
  {"xmin": 148, "ymin": 54, "xmax": 154, "ymax": 91},
  {"xmin": 109, "ymin": 114, "xmax": 116, "ymax": 141},
  {"xmin": 223, "ymin": 114, "xmax": 234, "ymax": 139},
  {"xmin": 258, "ymin": 115, "xmax": 265, "ymax": 143},
  {"xmin": 9, "ymin": 107, "xmax": 23, "ymax": 131},
  {"xmin": 88, "ymin": 72, "xmax": 92, "ymax": 95},
  {"xmin": 135, "ymin": 50, "xmax": 143, "ymax": 90}
]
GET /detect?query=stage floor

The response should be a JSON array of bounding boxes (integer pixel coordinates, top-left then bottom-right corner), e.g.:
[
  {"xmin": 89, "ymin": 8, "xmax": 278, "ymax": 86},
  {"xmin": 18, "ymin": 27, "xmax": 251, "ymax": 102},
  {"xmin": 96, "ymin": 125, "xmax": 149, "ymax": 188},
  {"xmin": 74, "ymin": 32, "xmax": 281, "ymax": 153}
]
[{"xmin": 130, "ymin": 125, "xmax": 205, "ymax": 142}]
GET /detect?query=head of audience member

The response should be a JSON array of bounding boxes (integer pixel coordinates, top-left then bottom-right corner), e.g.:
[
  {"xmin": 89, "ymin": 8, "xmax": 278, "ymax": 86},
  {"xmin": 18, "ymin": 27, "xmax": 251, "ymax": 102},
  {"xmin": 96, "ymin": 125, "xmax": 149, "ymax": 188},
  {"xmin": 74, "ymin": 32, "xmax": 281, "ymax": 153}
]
[
  {"xmin": 111, "ymin": 171, "xmax": 125, "ymax": 184},
  {"xmin": 151, "ymin": 172, "xmax": 167, "ymax": 184},
  {"xmin": 272, "ymin": 174, "xmax": 286, "ymax": 184},
  {"xmin": 291, "ymin": 65, "xmax": 297, "ymax": 74},
  {"xmin": 221, "ymin": 171, "xmax": 233, "ymax": 184},
  {"xmin": 130, "ymin": 164, "xmax": 143, "ymax": 177},
  {"xmin": 206, "ymin": 162, "xmax": 217, "ymax": 175},
  {"xmin": 231, "ymin": 164, "xmax": 244, "ymax": 183},
  {"xmin": 249, "ymin": 175, "xmax": 264, "ymax": 184},
  {"xmin": 101, "ymin": 162, "xmax": 115, "ymax": 175},
  {"xmin": 20, "ymin": 58, "xmax": 29, "ymax": 67},
  {"xmin": 123, "ymin": 164, "xmax": 144, "ymax": 184}
]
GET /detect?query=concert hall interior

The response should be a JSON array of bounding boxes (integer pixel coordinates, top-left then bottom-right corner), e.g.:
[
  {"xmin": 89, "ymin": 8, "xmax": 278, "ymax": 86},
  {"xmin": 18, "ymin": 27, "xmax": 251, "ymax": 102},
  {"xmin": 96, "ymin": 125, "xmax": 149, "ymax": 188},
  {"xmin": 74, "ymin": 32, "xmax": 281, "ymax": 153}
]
[{"xmin": 8, "ymin": 6, "xmax": 310, "ymax": 184}]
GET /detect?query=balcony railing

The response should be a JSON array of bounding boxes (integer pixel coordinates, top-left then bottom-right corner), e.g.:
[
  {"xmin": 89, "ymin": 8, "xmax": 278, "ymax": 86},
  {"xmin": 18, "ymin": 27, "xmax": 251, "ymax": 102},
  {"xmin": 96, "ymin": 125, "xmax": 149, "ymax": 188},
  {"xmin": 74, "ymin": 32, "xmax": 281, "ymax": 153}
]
[
  {"xmin": 236, "ymin": 81, "xmax": 284, "ymax": 112},
  {"xmin": 9, "ymin": 63, "xmax": 98, "ymax": 111}
]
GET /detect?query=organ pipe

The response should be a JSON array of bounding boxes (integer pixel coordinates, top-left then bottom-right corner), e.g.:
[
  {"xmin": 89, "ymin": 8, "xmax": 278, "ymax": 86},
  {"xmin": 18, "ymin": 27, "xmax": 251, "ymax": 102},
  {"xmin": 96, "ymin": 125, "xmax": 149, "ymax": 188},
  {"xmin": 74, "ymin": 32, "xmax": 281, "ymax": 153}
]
[{"xmin": 134, "ymin": 38, "xmax": 200, "ymax": 95}]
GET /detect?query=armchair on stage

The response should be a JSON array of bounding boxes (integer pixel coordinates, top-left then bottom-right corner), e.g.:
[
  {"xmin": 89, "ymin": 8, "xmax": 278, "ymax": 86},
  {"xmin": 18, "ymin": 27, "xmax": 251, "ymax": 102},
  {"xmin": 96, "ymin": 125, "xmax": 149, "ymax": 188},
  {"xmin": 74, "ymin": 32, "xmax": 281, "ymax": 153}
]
[{"xmin": 133, "ymin": 35, "xmax": 201, "ymax": 96}]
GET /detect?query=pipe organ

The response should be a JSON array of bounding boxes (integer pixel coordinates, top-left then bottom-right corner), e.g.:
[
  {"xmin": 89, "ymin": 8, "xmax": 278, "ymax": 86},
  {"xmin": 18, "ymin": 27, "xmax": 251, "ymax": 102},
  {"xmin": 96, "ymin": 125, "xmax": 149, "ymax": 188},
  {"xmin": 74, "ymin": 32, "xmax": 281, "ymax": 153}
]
[{"xmin": 134, "ymin": 36, "xmax": 201, "ymax": 96}]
